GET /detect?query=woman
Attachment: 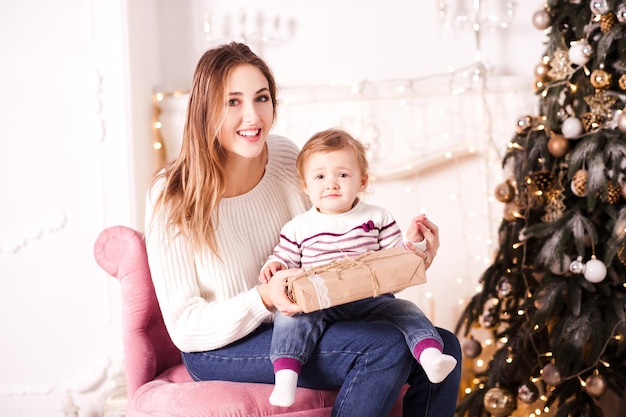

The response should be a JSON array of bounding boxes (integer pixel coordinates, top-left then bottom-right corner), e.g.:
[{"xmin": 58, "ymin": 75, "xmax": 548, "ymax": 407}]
[{"xmin": 145, "ymin": 42, "xmax": 461, "ymax": 417}]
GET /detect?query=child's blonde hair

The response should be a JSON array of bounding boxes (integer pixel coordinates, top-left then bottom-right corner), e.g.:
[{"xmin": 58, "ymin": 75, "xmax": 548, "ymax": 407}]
[{"xmin": 296, "ymin": 128, "xmax": 369, "ymax": 181}]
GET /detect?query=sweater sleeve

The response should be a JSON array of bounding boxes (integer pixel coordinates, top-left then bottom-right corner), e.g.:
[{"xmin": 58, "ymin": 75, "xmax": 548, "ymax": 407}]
[{"xmin": 145, "ymin": 180, "xmax": 273, "ymax": 352}]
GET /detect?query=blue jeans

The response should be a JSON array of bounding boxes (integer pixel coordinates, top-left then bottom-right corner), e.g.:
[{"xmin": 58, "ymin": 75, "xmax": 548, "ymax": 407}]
[
  {"xmin": 271, "ymin": 295, "xmax": 443, "ymax": 365},
  {"xmin": 182, "ymin": 320, "xmax": 461, "ymax": 417}
]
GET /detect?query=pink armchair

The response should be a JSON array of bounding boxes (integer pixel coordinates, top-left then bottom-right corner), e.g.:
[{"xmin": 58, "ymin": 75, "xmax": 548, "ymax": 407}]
[{"xmin": 94, "ymin": 225, "xmax": 404, "ymax": 417}]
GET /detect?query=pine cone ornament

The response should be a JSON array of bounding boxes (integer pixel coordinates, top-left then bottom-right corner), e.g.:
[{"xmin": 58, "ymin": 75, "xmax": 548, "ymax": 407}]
[
  {"xmin": 602, "ymin": 182, "xmax": 621, "ymax": 204},
  {"xmin": 600, "ymin": 12, "xmax": 616, "ymax": 33},
  {"xmin": 571, "ymin": 169, "xmax": 588, "ymax": 197},
  {"xmin": 582, "ymin": 112, "xmax": 606, "ymax": 131},
  {"xmin": 527, "ymin": 170, "xmax": 556, "ymax": 196}
]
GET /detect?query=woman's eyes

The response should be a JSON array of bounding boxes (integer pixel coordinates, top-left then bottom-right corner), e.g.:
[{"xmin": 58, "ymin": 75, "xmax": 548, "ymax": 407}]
[{"xmin": 227, "ymin": 95, "xmax": 270, "ymax": 107}]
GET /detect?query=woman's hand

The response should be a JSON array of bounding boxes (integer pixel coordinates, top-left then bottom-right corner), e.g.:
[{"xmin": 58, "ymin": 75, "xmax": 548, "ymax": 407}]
[
  {"xmin": 407, "ymin": 216, "xmax": 440, "ymax": 269},
  {"xmin": 257, "ymin": 268, "xmax": 304, "ymax": 316}
]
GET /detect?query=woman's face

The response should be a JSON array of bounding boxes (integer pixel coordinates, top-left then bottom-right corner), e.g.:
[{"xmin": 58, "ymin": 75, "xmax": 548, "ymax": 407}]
[{"xmin": 217, "ymin": 63, "xmax": 274, "ymax": 160}]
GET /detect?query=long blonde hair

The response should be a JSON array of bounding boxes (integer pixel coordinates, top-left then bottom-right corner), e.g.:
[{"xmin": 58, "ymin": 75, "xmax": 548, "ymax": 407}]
[{"xmin": 149, "ymin": 43, "xmax": 278, "ymax": 256}]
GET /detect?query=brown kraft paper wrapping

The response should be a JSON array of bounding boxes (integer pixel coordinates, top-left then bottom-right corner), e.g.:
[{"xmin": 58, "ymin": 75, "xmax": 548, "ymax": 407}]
[{"xmin": 285, "ymin": 247, "xmax": 426, "ymax": 313}]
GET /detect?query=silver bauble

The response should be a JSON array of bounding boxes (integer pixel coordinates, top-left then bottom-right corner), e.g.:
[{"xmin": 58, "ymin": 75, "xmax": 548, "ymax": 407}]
[
  {"xmin": 532, "ymin": 10, "xmax": 552, "ymax": 30},
  {"xmin": 569, "ymin": 256, "xmax": 585, "ymax": 274},
  {"xmin": 590, "ymin": 0, "xmax": 610, "ymax": 15},
  {"xmin": 483, "ymin": 387, "xmax": 516, "ymax": 417}
]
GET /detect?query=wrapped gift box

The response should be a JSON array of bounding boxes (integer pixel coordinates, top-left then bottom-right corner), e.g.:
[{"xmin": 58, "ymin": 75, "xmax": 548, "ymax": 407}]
[{"xmin": 285, "ymin": 247, "xmax": 426, "ymax": 313}]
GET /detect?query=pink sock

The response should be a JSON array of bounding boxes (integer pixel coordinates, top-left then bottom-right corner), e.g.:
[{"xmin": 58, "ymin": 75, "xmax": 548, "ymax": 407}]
[
  {"xmin": 413, "ymin": 339, "xmax": 443, "ymax": 362},
  {"xmin": 273, "ymin": 357, "xmax": 303, "ymax": 373}
]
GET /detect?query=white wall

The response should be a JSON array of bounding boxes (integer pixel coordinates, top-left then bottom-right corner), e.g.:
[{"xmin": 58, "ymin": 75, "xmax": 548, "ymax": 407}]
[
  {"xmin": 0, "ymin": 0, "xmax": 146, "ymax": 416},
  {"xmin": 0, "ymin": 0, "xmax": 550, "ymax": 415}
]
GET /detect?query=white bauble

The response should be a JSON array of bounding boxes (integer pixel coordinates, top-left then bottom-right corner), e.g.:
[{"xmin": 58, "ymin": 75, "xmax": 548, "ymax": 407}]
[
  {"xmin": 562, "ymin": 117, "xmax": 583, "ymax": 138},
  {"xmin": 568, "ymin": 42, "xmax": 593, "ymax": 66},
  {"xmin": 584, "ymin": 257, "xmax": 607, "ymax": 283}
]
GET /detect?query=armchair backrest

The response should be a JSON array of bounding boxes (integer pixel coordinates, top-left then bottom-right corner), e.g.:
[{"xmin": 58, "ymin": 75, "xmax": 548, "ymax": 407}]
[{"xmin": 94, "ymin": 226, "xmax": 182, "ymax": 396}]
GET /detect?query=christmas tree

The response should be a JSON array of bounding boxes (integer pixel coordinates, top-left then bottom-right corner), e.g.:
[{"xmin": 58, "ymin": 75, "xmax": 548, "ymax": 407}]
[{"xmin": 455, "ymin": 1, "xmax": 626, "ymax": 417}]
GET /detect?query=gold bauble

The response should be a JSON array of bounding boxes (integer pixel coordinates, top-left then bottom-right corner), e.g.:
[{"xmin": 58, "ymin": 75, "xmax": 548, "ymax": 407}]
[
  {"xmin": 534, "ymin": 61, "xmax": 551, "ymax": 81},
  {"xmin": 585, "ymin": 374, "xmax": 608, "ymax": 398},
  {"xmin": 532, "ymin": 9, "xmax": 552, "ymax": 30},
  {"xmin": 590, "ymin": 69, "xmax": 612, "ymax": 89},
  {"xmin": 483, "ymin": 387, "xmax": 516, "ymax": 417},
  {"xmin": 495, "ymin": 181, "xmax": 515, "ymax": 203},
  {"xmin": 571, "ymin": 169, "xmax": 588, "ymax": 197},
  {"xmin": 547, "ymin": 133, "xmax": 569, "ymax": 157}
]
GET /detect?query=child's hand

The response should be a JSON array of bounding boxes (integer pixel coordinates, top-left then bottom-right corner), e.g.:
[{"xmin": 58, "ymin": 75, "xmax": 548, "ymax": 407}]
[
  {"xmin": 259, "ymin": 262, "xmax": 285, "ymax": 283},
  {"xmin": 406, "ymin": 214, "xmax": 427, "ymax": 243}
]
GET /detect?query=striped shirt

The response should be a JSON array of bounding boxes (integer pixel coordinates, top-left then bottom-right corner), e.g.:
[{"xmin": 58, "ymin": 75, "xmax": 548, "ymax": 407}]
[{"xmin": 265, "ymin": 200, "xmax": 418, "ymax": 270}]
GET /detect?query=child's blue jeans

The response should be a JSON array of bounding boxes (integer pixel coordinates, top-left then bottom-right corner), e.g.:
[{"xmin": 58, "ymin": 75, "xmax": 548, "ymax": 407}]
[{"xmin": 271, "ymin": 294, "xmax": 442, "ymax": 365}]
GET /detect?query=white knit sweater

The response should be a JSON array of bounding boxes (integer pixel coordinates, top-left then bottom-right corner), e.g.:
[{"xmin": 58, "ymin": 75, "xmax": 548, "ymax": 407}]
[{"xmin": 145, "ymin": 135, "xmax": 311, "ymax": 352}]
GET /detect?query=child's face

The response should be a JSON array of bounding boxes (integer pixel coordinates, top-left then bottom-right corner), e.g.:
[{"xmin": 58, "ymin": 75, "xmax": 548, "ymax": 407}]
[{"xmin": 301, "ymin": 149, "xmax": 368, "ymax": 215}]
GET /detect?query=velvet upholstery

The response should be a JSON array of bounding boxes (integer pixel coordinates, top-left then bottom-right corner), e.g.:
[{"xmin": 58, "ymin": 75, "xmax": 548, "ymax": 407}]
[{"xmin": 94, "ymin": 225, "xmax": 404, "ymax": 417}]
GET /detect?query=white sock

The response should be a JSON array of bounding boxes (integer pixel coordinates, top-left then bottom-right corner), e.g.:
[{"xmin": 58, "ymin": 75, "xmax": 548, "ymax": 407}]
[
  {"xmin": 269, "ymin": 369, "xmax": 299, "ymax": 407},
  {"xmin": 419, "ymin": 347, "xmax": 457, "ymax": 384}
]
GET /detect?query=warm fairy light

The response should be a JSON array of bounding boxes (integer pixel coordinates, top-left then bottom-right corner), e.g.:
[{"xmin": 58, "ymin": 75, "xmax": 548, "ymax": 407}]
[
  {"xmin": 615, "ymin": 334, "xmax": 624, "ymax": 341},
  {"xmin": 155, "ymin": 92, "xmax": 164, "ymax": 101},
  {"xmin": 599, "ymin": 359, "xmax": 610, "ymax": 367},
  {"xmin": 517, "ymin": 309, "xmax": 524, "ymax": 316},
  {"xmin": 500, "ymin": 337, "xmax": 508, "ymax": 343},
  {"xmin": 153, "ymin": 142, "xmax": 163, "ymax": 150},
  {"xmin": 476, "ymin": 359, "xmax": 485, "ymax": 368},
  {"xmin": 508, "ymin": 142, "xmax": 524, "ymax": 150},
  {"xmin": 512, "ymin": 242, "xmax": 523, "ymax": 249},
  {"xmin": 505, "ymin": 356, "xmax": 513, "ymax": 364},
  {"xmin": 465, "ymin": 387, "xmax": 472, "ymax": 394},
  {"xmin": 484, "ymin": 338, "xmax": 493, "ymax": 346},
  {"xmin": 542, "ymin": 352, "xmax": 553, "ymax": 357},
  {"xmin": 154, "ymin": 121, "xmax": 162, "ymax": 129},
  {"xmin": 445, "ymin": 151, "xmax": 453, "ymax": 159},
  {"xmin": 533, "ymin": 324, "xmax": 539, "ymax": 331}
]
